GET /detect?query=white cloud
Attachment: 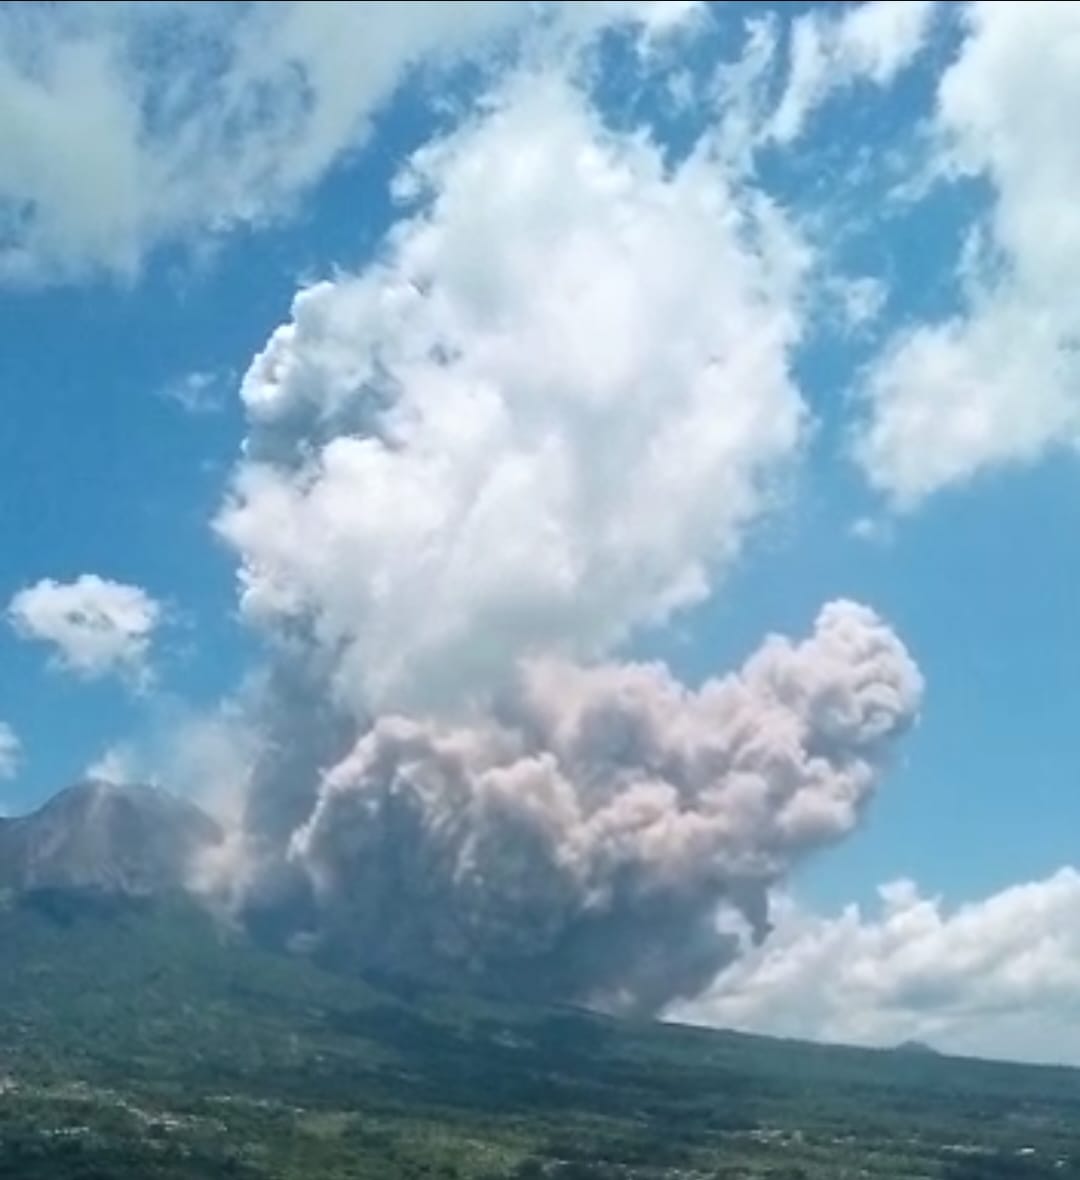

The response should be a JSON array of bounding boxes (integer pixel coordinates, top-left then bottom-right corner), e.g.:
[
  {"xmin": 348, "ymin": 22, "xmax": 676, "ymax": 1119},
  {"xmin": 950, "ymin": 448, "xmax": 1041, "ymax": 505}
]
[
  {"xmin": 86, "ymin": 743, "xmax": 139, "ymax": 786},
  {"xmin": 161, "ymin": 370, "xmax": 227, "ymax": 416},
  {"xmin": 832, "ymin": 275, "xmax": 888, "ymax": 332},
  {"xmin": 854, "ymin": 2, "xmax": 1080, "ymax": 507},
  {"xmin": 835, "ymin": 0, "xmax": 939, "ymax": 82},
  {"xmin": 0, "ymin": 1, "xmax": 700, "ymax": 284},
  {"xmin": 770, "ymin": 1, "xmax": 939, "ymax": 144},
  {"xmin": 217, "ymin": 72, "xmax": 810, "ymax": 715},
  {"xmin": 9, "ymin": 574, "xmax": 161, "ymax": 684},
  {"xmin": 560, "ymin": 0, "xmax": 703, "ymax": 37},
  {"xmin": 0, "ymin": 723, "xmax": 20, "ymax": 781},
  {"xmin": 675, "ymin": 868, "xmax": 1080, "ymax": 1066},
  {"xmin": 850, "ymin": 514, "xmax": 893, "ymax": 545}
]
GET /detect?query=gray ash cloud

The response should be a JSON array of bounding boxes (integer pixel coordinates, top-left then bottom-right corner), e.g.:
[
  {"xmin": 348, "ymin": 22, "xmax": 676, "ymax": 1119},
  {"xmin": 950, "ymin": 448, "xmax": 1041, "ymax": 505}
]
[{"xmin": 239, "ymin": 602, "xmax": 922, "ymax": 1013}]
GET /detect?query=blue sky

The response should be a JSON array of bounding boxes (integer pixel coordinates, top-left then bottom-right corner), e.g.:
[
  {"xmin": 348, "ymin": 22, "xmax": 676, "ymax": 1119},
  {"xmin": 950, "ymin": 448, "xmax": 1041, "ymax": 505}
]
[{"xmin": 3, "ymin": 0, "xmax": 1080, "ymax": 1063}]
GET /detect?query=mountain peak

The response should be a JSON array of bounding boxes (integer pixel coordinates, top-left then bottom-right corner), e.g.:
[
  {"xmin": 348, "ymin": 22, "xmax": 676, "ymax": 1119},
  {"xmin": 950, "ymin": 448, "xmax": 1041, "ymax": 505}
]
[
  {"xmin": 0, "ymin": 780, "xmax": 222, "ymax": 897},
  {"xmin": 893, "ymin": 1039, "xmax": 942, "ymax": 1058}
]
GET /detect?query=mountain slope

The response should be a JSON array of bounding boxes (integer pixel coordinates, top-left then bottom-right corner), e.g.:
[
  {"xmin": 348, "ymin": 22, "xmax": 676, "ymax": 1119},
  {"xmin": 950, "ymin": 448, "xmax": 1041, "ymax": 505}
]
[
  {"xmin": 2, "ymin": 890, "xmax": 1080, "ymax": 1178},
  {"xmin": 0, "ymin": 780, "xmax": 221, "ymax": 895}
]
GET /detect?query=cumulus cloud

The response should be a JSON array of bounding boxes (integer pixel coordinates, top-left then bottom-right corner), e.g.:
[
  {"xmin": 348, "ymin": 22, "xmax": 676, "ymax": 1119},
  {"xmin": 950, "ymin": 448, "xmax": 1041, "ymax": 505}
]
[
  {"xmin": 9, "ymin": 575, "xmax": 161, "ymax": 684},
  {"xmin": 218, "ymin": 72, "xmax": 810, "ymax": 715},
  {"xmin": 288, "ymin": 601, "xmax": 921, "ymax": 1011},
  {"xmin": 854, "ymin": 2, "xmax": 1080, "ymax": 506},
  {"xmin": 676, "ymin": 868, "xmax": 1080, "ymax": 1067},
  {"xmin": 0, "ymin": 723, "xmax": 20, "ymax": 781},
  {"xmin": 0, "ymin": 0, "xmax": 700, "ymax": 284},
  {"xmin": 769, "ymin": 1, "xmax": 939, "ymax": 144}
]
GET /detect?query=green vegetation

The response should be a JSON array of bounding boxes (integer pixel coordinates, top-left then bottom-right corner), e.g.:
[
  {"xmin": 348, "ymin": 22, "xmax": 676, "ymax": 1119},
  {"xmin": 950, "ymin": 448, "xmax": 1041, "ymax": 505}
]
[{"xmin": 1, "ymin": 889, "xmax": 1079, "ymax": 1178}]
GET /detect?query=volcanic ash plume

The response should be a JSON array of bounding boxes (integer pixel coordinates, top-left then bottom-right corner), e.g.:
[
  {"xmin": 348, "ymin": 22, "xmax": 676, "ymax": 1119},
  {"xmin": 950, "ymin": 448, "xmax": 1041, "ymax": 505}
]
[
  {"xmin": 285, "ymin": 601, "xmax": 922, "ymax": 1013},
  {"xmin": 214, "ymin": 79, "xmax": 923, "ymax": 1010}
]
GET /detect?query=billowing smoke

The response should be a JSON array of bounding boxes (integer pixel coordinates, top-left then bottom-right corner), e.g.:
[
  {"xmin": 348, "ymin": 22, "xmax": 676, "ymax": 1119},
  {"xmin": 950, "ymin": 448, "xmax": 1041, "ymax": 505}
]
[
  {"xmin": 211, "ymin": 74, "xmax": 924, "ymax": 1011},
  {"xmin": 286, "ymin": 602, "xmax": 921, "ymax": 1012}
]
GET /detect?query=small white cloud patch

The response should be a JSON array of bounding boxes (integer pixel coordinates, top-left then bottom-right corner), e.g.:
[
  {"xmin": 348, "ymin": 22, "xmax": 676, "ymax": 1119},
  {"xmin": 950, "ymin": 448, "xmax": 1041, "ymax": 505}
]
[
  {"xmin": 9, "ymin": 574, "xmax": 161, "ymax": 684},
  {"xmin": 0, "ymin": 722, "xmax": 21, "ymax": 781},
  {"xmin": 160, "ymin": 370, "xmax": 227, "ymax": 416},
  {"xmin": 85, "ymin": 743, "xmax": 139, "ymax": 786}
]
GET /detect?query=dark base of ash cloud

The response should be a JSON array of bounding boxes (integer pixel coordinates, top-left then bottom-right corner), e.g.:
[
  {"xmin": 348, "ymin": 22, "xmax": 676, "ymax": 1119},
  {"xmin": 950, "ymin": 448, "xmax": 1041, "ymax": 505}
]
[{"xmin": 219, "ymin": 601, "xmax": 922, "ymax": 1016}]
